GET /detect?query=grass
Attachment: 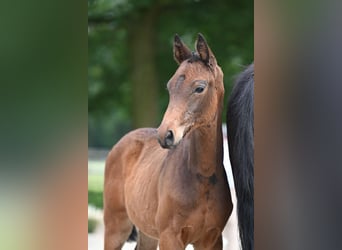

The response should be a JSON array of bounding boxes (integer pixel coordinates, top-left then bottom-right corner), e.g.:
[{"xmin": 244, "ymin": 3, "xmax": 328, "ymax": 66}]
[
  {"xmin": 88, "ymin": 175, "xmax": 104, "ymax": 192},
  {"xmin": 88, "ymin": 190, "xmax": 103, "ymax": 209},
  {"xmin": 88, "ymin": 160, "xmax": 105, "ymax": 209}
]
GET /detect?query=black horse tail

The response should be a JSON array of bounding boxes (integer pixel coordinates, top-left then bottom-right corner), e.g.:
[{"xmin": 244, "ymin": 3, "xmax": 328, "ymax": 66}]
[{"xmin": 226, "ymin": 63, "xmax": 254, "ymax": 250}]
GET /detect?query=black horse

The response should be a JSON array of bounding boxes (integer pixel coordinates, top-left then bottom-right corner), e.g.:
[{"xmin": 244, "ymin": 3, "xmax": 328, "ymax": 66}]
[{"xmin": 226, "ymin": 63, "xmax": 254, "ymax": 250}]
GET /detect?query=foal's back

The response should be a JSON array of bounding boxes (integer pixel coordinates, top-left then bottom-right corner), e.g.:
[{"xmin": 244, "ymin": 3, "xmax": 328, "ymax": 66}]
[{"xmin": 105, "ymin": 128, "xmax": 164, "ymax": 180}]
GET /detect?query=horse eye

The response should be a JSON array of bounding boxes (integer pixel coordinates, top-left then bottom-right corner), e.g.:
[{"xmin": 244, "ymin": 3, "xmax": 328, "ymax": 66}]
[{"xmin": 194, "ymin": 86, "xmax": 205, "ymax": 93}]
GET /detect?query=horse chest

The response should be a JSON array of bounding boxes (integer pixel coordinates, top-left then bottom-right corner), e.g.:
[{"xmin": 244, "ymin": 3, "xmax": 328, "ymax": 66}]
[
  {"xmin": 157, "ymin": 187, "xmax": 222, "ymax": 245},
  {"xmin": 159, "ymin": 173, "xmax": 222, "ymax": 222}
]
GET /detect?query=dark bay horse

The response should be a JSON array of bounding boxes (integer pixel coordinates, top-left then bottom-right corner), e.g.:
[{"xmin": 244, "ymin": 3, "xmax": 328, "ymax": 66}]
[
  {"xmin": 226, "ymin": 63, "xmax": 254, "ymax": 250},
  {"xmin": 104, "ymin": 34, "xmax": 232, "ymax": 250}
]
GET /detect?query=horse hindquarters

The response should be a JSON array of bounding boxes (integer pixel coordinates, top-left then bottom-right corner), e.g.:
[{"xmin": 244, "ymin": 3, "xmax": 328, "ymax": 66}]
[
  {"xmin": 103, "ymin": 138, "xmax": 136, "ymax": 250},
  {"xmin": 104, "ymin": 129, "xmax": 154, "ymax": 250},
  {"xmin": 103, "ymin": 211, "xmax": 134, "ymax": 250}
]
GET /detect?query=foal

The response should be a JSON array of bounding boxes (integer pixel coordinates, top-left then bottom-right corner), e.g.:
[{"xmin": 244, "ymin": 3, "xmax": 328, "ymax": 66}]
[{"xmin": 104, "ymin": 34, "xmax": 232, "ymax": 250}]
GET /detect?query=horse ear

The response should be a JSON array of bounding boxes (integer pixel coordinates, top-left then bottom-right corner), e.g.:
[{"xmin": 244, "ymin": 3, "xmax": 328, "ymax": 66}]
[
  {"xmin": 173, "ymin": 34, "xmax": 192, "ymax": 65},
  {"xmin": 196, "ymin": 33, "xmax": 217, "ymax": 67}
]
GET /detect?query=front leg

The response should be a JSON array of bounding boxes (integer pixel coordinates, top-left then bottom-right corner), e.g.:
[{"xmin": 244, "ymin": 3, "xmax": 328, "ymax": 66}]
[{"xmin": 193, "ymin": 230, "xmax": 222, "ymax": 250}]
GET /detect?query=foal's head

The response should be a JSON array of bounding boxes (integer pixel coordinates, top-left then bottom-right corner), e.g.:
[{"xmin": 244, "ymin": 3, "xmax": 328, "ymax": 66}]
[{"xmin": 158, "ymin": 34, "xmax": 224, "ymax": 149}]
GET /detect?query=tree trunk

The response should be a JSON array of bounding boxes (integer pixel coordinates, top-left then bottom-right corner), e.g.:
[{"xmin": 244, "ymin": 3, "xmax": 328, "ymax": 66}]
[{"xmin": 128, "ymin": 6, "xmax": 159, "ymax": 129}]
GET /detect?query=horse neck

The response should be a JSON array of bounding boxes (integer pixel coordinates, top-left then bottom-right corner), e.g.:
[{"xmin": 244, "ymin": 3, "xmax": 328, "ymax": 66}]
[{"xmin": 185, "ymin": 95, "xmax": 224, "ymax": 177}]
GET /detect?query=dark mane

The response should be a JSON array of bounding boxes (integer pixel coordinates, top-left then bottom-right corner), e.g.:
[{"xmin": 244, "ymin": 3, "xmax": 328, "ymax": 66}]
[{"xmin": 226, "ymin": 63, "xmax": 254, "ymax": 250}]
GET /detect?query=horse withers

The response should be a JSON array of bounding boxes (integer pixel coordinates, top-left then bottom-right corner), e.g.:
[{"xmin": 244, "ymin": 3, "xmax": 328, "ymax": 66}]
[{"xmin": 104, "ymin": 34, "xmax": 232, "ymax": 250}]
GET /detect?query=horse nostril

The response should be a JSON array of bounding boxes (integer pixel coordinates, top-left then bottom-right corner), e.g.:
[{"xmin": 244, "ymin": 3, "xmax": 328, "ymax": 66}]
[
  {"xmin": 166, "ymin": 130, "xmax": 173, "ymax": 139},
  {"xmin": 165, "ymin": 130, "xmax": 174, "ymax": 147}
]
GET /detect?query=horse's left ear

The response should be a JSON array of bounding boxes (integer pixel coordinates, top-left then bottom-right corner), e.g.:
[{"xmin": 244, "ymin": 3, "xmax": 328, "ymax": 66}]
[
  {"xmin": 174, "ymin": 34, "xmax": 192, "ymax": 65},
  {"xmin": 196, "ymin": 33, "xmax": 217, "ymax": 68}
]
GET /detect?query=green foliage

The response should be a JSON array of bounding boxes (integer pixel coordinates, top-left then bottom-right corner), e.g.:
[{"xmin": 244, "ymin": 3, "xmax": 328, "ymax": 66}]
[
  {"xmin": 88, "ymin": 167, "xmax": 104, "ymax": 208},
  {"xmin": 88, "ymin": 217, "xmax": 98, "ymax": 233},
  {"xmin": 88, "ymin": 0, "xmax": 253, "ymax": 148},
  {"xmin": 88, "ymin": 190, "xmax": 103, "ymax": 209},
  {"xmin": 88, "ymin": 159, "xmax": 104, "ymax": 208}
]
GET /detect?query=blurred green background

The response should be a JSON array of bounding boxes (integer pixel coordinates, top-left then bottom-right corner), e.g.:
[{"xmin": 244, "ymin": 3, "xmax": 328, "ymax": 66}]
[
  {"xmin": 88, "ymin": 0, "xmax": 253, "ymax": 213},
  {"xmin": 88, "ymin": 0, "xmax": 253, "ymax": 149}
]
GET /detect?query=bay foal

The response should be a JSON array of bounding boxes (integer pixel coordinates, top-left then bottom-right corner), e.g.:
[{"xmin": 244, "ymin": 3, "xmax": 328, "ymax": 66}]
[{"xmin": 104, "ymin": 34, "xmax": 232, "ymax": 250}]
